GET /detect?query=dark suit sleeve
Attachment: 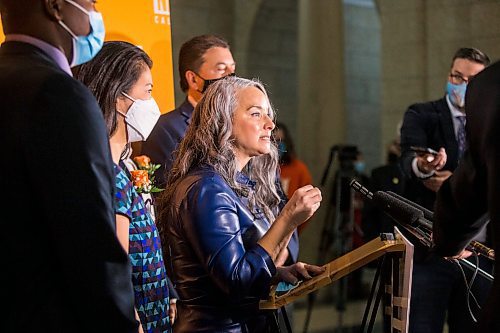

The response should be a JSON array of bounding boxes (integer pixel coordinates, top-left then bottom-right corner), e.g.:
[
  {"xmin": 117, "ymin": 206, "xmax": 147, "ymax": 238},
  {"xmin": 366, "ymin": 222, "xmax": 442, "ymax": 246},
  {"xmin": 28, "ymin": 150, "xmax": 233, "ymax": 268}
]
[
  {"xmin": 29, "ymin": 76, "xmax": 137, "ymax": 330},
  {"xmin": 399, "ymin": 104, "xmax": 431, "ymax": 178},
  {"xmin": 141, "ymin": 115, "xmax": 179, "ymax": 187},
  {"xmin": 433, "ymin": 149, "xmax": 488, "ymax": 256}
]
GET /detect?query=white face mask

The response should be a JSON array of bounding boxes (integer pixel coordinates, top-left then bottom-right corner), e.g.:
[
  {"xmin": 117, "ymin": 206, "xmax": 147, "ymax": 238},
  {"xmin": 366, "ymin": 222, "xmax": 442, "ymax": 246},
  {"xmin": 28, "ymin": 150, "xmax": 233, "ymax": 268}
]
[{"xmin": 118, "ymin": 92, "xmax": 161, "ymax": 142}]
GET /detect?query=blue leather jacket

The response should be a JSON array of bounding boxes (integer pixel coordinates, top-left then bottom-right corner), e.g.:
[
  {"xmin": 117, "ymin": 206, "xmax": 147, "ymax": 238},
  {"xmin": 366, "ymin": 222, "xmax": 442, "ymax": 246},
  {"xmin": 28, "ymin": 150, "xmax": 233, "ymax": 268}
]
[{"xmin": 165, "ymin": 166, "xmax": 294, "ymax": 332}]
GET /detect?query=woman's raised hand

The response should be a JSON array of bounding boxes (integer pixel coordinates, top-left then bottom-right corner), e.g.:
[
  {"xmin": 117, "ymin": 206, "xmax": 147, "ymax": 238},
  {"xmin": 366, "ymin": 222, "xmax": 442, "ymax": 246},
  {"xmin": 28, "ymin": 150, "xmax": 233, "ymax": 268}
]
[{"xmin": 281, "ymin": 185, "xmax": 322, "ymax": 227}]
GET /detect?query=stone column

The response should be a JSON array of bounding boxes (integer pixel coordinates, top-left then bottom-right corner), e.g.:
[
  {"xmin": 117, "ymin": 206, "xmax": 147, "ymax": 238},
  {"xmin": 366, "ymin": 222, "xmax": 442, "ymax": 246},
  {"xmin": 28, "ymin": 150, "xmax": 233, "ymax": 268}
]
[{"xmin": 297, "ymin": 0, "xmax": 345, "ymax": 261}]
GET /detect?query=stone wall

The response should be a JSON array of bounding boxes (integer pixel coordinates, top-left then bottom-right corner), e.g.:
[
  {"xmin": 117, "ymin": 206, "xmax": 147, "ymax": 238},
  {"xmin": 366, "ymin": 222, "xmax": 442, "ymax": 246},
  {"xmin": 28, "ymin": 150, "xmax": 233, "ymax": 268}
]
[{"xmin": 167, "ymin": 0, "xmax": 500, "ymax": 263}]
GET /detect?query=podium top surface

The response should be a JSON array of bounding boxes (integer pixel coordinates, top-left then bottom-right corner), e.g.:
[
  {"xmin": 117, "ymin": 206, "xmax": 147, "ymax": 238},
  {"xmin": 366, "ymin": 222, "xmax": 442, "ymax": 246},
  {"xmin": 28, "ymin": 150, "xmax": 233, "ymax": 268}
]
[{"xmin": 260, "ymin": 229, "xmax": 413, "ymax": 310}]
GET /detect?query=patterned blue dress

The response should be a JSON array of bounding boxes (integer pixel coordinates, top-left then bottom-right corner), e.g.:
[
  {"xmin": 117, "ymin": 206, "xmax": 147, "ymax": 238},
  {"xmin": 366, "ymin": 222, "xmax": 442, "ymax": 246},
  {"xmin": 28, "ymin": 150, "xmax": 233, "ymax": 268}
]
[{"xmin": 114, "ymin": 164, "xmax": 171, "ymax": 332}]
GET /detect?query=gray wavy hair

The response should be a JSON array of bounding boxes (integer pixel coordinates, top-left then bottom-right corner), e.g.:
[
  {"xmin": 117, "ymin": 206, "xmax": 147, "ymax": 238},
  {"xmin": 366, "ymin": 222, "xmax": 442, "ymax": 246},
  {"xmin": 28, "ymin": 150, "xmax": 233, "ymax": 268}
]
[{"xmin": 158, "ymin": 76, "xmax": 281, "ymax": 223}]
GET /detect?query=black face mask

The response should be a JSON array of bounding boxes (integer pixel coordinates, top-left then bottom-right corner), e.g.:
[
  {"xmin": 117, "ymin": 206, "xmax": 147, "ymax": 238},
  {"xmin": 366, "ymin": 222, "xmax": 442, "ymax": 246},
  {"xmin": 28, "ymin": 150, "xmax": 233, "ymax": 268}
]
[{"xmin": 196, "ymin": 72, "xmax": 236, "ymax": 93}]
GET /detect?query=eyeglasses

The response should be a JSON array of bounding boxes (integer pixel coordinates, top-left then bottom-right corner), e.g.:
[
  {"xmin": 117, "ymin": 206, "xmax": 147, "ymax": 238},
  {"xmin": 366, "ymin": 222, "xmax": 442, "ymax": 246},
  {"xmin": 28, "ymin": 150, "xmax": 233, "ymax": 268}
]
[{"xmin": 449, "ymin": 73, "xmax": 474, "ymax": 85}]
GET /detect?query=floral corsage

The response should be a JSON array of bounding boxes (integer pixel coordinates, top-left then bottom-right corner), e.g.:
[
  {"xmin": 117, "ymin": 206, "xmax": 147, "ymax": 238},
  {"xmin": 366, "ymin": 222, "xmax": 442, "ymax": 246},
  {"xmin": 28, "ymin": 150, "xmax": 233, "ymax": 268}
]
[{"xmin": 130, "ymin": 155, "xmax": 163, "ymax": 194}]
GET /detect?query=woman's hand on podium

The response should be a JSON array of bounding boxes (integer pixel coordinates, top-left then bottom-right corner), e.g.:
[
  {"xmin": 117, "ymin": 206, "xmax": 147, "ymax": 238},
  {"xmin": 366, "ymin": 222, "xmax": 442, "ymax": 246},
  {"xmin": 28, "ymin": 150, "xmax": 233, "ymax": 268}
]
[{"xmin": 277, "ymin": 262, "xmax": 326, "ymax": 285}]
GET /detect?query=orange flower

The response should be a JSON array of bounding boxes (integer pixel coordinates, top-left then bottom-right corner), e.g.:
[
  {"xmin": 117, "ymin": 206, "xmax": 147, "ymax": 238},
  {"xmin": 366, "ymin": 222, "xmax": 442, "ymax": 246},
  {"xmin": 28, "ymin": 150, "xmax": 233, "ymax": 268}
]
[
  {"xmin": 130, "ymin": 154, "xmax": 163, "ymax": 193},
  {"xmin": 133, "ymin": 155, "xmax": 151, "ymax": 168},
  {"xmin": 130, "ymin": 169, "xmax": 150, "ymax": 189}
]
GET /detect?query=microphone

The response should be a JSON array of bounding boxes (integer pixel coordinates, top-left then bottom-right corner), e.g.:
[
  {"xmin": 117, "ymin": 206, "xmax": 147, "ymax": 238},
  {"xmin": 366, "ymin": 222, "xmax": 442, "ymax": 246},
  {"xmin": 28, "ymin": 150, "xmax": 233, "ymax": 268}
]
[
  {"xmin": 350, "ymin": 179, "xmax": 432, "ymax": 230},
  {"xmin": 384, "ymin": 191, "xmax": 495, "ymax": 259},
  {"xmin": 385, "ymin": 191, "xmax": 434, "ymax": 222},
  {"xmin": 468, "ymin": 241, "xmax": 495, "ymax": 260},
  {"xmin": 350, "ymin": 180, "xmax": 495, "ymax": 260},
  {"xmin": 371, "ymin": 191, "xmax": 433, "ymax": 230},
  {"xmin": 349, "ymin": 178, "xmax": 373, "ymax": 199},
  {"xmin": 349, "ymin": 179, "xmax": 433, "ymax": 247}
]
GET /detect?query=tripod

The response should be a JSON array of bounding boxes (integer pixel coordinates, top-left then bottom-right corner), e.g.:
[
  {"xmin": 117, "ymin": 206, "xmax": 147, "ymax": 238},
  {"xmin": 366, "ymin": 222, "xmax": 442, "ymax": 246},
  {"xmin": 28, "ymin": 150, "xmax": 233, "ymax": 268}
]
[{"xmin": 303, "ymin": 146, "xmax": 361, "ymax": 333}]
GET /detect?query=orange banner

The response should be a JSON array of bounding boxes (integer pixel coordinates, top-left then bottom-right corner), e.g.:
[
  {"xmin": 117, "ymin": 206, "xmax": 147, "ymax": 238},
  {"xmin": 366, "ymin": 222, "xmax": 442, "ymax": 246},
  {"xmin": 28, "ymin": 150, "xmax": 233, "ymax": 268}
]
[{"xmin": 0, "ymin": 0, "xmax": 175, "ymax": 113}]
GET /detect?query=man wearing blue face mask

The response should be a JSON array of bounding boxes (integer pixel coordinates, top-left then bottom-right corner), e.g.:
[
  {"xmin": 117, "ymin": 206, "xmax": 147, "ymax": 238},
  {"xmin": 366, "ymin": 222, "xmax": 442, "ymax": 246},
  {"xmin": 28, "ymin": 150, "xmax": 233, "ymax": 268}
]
[
  {"xmin": 399, "ymin": 48, "xmax": 491, "ymax": 333},
  {"xmin": 0, "ymin": 0, "xmax": 137, "ymax": 332}
]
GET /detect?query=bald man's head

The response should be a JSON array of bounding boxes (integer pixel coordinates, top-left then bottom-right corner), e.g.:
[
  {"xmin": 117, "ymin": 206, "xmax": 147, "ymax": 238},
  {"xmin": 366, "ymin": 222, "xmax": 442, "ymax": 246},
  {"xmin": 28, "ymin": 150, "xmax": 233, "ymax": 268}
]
[
  {"xmin": 1, "ymin": 0, "xmax": 59, "ymax": 35},
  {"xmin": 1, "ymin": 0, "xmax": 102, "ymax": 67}
]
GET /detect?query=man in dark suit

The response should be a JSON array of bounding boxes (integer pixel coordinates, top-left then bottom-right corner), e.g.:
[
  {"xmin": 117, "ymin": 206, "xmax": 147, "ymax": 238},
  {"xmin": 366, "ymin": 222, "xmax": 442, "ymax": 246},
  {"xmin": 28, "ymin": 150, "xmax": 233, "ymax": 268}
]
[
  {"xmin": 399, "ymin": 47, "xmax": 491, "ymax": 333},
  {"xmin": 434, "ymin": 60, "xmax": 500, "ymax": 333},
  {"xmin": 0, "ymin": 1, "xmax": 137, "ymax": 331},
  {"xmin": 141, "ymin": 34, "xmax": 236, "ymax": 187}
]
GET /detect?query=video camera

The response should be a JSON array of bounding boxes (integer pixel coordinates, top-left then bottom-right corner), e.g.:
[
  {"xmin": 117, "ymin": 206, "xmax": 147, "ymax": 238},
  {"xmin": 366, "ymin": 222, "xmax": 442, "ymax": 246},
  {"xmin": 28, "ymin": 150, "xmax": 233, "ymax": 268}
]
[
  {"xmin": 320, "ymin": 144, "xmax": 360, "ymax": 186},
  {"xmin": 336, "ymin": 145, "xmax": 360, "ymax": 169}
]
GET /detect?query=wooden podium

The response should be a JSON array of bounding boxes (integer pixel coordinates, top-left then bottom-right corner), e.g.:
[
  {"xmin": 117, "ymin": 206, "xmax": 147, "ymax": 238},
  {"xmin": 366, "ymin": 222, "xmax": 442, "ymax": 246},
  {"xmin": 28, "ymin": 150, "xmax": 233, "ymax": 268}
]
[{"xmin": 260, "ymin": 227, "xmax": 413, "ymax": 333}]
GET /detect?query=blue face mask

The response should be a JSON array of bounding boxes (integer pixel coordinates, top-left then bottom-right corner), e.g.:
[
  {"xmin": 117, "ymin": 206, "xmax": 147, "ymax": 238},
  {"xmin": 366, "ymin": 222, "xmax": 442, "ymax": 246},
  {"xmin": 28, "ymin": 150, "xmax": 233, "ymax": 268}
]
[
  {"xmin": 58, "ymin": 0, "xmax": 105, "ymax": 67},
  {"xmin": 354, "ymin": 161, "xmax": 366, "ymax": 174},
  {"xmin": 446, "ymin": 81, "xmax": 467, "ymax": 109}
]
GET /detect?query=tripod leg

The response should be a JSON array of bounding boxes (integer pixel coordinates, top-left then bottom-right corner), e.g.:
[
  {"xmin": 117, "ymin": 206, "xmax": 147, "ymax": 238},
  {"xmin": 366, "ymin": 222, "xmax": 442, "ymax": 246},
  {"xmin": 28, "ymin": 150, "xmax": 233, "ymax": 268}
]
[
  {"xmin": 281, "ymin": 306, "xmax": 293, "ymax": 333},
  {"xmin": 367, "ymin": 256, "xmax": 386, "ymax": 333},
  {"xmin": 360, "ymin": 256, "xmax": 384, "ymax": 332},
  {"xmin": 302, "ymin": 292, "xmax": 315, "ymax": 333},
  {"xmin": 271, "ymin": 310, "xmax": 282, "ymax": 333}
]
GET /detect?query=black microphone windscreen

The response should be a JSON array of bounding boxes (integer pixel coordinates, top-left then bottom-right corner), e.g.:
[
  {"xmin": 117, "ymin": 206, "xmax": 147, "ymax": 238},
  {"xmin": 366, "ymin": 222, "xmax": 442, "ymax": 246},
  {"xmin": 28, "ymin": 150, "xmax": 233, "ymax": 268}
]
[
  {"xmin": 373, "ymin": 191, "xmax": 424, "ymax": 226},
  {"xmin": 386, "ymin": 191, "xmax": 434, "ymax": 221}
]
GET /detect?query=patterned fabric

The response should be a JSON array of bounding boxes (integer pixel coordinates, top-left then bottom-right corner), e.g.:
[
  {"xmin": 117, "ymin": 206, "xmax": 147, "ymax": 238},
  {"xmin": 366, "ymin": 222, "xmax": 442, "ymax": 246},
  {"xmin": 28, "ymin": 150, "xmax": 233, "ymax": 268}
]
[
  {"xmin": 114, "ymin": 164, "xmax": 171, "ymax": 333},
  {"xmin": 456, "ymin": 115, "xmax": 466, "ymax": 159}
]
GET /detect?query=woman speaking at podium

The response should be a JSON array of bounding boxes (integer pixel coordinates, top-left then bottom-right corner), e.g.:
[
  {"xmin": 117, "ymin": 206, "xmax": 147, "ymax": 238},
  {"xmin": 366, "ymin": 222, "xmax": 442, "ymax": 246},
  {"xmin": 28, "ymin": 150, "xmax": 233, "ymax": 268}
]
[{"xmin": 157, "ymin": 76, "xmax": 324, "ymax": 332}]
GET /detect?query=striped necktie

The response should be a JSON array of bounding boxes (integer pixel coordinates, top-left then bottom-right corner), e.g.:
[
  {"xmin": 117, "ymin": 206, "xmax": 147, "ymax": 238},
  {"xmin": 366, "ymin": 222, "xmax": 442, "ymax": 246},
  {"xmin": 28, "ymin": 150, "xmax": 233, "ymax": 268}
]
[{"xmin": 456, "ymin": 116, "xmax": 466, "ymax": 160}]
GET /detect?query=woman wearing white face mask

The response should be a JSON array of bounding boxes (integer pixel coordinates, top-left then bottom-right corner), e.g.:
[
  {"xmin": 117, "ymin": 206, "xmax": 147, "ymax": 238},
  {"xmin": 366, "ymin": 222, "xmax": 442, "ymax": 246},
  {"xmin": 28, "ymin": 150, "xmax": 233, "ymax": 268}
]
[{"xmin": 74, "ymin": 41, "xmax": 175, "ymax": 333}]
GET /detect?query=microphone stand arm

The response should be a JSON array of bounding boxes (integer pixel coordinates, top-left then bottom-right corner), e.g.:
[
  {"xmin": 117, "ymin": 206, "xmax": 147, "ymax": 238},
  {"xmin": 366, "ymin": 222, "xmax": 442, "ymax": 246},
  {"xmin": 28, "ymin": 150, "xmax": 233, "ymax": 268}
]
[{"xmin": 459, "ymin": 258, "xmax": 494, "ymax": 281}]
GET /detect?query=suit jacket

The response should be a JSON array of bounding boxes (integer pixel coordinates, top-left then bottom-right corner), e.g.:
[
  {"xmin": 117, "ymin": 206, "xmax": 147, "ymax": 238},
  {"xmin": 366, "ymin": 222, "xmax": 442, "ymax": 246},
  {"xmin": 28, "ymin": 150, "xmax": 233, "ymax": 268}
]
[
  {"xmin": 0, "ymin": 41, "xmax": 137, "ymax": 332},
  {"xmin": 434, "ymin": 61, "xmax": 500, "ymax": 332},
  {"xmin": 141, "ymin": 99, "xmax": 194, "ymax": 187},
  {"xmin": 165, "ymin": 166, "xmax": 277, "ymax": 332},
  {"xmin": 400, "ymin": 96, "xmax": 460, "ymax": 210}
]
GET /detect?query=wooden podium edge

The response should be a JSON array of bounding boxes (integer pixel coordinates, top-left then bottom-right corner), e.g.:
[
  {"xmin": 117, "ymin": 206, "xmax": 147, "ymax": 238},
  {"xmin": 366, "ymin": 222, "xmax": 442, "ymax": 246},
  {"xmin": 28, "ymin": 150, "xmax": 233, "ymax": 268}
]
[
  {"xmin": 260, "ymin": 236, "xmax": 406, "ymax": 310},
  {"xmin": 393, "ymin": 226, "xmax": 414, "ymax": 333}
]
